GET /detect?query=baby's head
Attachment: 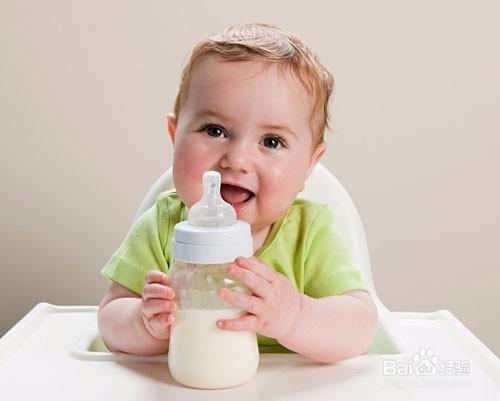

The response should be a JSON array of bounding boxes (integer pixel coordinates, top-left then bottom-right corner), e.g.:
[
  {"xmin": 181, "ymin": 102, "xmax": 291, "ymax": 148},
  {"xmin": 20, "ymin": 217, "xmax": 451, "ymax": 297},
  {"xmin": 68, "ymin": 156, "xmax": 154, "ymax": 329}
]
[{"xmin": 167, "ymin": 23, "xmax": 334, "ymax": 235}]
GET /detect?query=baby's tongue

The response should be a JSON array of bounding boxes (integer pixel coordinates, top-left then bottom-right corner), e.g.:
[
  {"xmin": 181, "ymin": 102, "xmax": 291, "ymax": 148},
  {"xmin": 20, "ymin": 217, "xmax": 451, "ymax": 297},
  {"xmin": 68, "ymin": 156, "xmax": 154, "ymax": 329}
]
[{"xmin": 220, "ymin": 184, "xmax": 253, "ymax": 204}]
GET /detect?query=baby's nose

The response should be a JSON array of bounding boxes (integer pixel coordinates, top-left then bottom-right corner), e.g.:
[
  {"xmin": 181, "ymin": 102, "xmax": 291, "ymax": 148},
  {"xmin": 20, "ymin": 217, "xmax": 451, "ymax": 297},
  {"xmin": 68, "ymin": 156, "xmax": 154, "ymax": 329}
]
[{"xmin": 219, "ymin": 143, "xmax": 254, "ymax": 173}]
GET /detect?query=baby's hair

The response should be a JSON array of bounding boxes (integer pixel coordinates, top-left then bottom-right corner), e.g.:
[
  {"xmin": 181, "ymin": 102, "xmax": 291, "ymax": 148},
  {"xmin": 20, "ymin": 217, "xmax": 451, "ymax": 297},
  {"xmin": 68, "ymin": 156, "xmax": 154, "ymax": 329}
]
[{"xmin": 173, "ymin": 23, "xmax": 334, "ymax": 152}]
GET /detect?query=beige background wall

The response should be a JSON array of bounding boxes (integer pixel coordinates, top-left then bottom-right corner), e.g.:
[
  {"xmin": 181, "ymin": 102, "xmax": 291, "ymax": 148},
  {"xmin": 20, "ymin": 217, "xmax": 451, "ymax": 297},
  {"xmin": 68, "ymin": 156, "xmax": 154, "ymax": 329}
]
[{"xmin": 1, "ymin": 1, "xmax": 499, "ymax": 356}]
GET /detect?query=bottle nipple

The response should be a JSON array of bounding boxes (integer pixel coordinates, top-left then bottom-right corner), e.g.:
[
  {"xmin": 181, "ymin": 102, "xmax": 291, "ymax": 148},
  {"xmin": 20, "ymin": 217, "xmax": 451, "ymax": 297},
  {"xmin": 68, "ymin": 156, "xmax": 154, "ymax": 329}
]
[{"xmin": 188, "ymin": 171, "xmax": 236, "ymax": 227}]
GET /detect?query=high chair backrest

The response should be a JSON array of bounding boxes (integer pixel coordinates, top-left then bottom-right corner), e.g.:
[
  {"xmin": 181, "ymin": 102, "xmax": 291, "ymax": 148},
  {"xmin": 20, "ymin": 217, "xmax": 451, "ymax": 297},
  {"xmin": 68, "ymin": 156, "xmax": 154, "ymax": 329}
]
[{"xmin": 135, "ymin": 163, "xmax": 382, "ymax": 309}]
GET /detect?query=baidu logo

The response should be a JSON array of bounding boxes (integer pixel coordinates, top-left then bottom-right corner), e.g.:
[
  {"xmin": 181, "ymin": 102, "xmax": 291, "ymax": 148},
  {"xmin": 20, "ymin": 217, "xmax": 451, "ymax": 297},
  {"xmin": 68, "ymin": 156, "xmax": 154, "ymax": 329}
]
[{"xmin": 383, "ymin": 347, "xmax": 470, "ymax": 377}]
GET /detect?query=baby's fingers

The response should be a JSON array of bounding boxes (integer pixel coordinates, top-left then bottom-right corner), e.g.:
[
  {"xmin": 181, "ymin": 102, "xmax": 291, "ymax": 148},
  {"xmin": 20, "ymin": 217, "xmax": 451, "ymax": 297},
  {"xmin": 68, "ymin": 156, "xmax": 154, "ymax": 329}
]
[
  {"xmin": 143, "ymin": 313, "xmax": 174, "ymax": 340},
  {"xmin": 142, "ymin": 298, "xmax": 177, "ymax": 318},
  {"xmin": 217, "ymin": 314, "xmax": 259, "ymax": 332},
  {"xmin": 143, "ymin": 283, "xmax": 175, "ymax": 300},
  {"xmin": 146, "ymin": 270, "xmax": 171, "ymax": 286}
]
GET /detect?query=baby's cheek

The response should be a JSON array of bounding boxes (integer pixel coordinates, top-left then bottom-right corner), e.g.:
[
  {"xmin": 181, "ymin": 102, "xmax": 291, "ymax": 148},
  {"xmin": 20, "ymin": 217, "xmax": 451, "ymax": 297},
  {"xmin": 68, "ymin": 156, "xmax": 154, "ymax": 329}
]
[
  {"xmin": 260, "ymin": 173, "xmax": 301, "ymax": 201},
  {"xmin": 173, "ymin": 146, "xmax": 214, "ymax": 205},
  {"xmin": 254, "ymin": 193, "xmax": 291, "ymax": 227}
]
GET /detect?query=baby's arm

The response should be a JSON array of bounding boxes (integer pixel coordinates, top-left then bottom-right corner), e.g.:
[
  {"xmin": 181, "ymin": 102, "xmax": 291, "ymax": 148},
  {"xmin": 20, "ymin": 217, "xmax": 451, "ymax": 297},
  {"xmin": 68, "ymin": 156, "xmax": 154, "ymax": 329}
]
[
  {"xmin": 278, "ymin": 290, "xmax": 378, "ymax": 364},
  {"xmin": 97, "ymin": 271, "xmax": 176, "ymax": 356}
]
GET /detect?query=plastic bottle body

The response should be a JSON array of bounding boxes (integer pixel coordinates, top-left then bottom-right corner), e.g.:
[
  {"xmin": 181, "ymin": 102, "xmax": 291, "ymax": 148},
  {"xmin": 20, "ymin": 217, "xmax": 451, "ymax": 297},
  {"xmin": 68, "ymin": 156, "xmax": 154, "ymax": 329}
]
[{"xmin": 167, "ymin": 261, "xmax": 259, "ymax": 389}]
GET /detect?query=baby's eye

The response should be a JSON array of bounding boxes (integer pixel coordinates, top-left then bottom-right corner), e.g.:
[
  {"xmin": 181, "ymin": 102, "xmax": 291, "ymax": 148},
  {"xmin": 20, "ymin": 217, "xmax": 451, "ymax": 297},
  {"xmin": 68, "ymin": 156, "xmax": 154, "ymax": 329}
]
[
  {"xmin": 202, "ymin": 125, "xmax": 227, "ymax": 138},
  {"xmin": 262, "ymin": 136, "xmax": 285, "ymax": 149}
]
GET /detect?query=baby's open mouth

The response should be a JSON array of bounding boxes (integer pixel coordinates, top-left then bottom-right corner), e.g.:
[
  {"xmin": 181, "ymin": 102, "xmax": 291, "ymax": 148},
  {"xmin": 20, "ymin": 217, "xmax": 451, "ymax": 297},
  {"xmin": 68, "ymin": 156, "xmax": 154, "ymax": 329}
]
[{"xmin": 220, "ymin": 183, "xmax": 255, "ymax": 206}]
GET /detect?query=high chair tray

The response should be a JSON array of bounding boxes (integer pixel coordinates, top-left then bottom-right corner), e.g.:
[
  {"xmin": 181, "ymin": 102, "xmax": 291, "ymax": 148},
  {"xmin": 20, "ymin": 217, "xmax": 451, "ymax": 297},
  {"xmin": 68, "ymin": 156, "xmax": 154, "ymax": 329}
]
[{"xmin": 0, "ymin": 303, "xmax": 498, "ymax": 400}]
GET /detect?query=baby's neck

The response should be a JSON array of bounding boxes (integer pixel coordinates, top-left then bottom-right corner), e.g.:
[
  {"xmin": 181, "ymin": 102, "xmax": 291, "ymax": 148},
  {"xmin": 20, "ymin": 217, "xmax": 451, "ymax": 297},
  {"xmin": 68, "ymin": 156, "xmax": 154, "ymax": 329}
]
[{"xmin": 252, "ymin": 225, "xmax": 272, "ymax": 254}]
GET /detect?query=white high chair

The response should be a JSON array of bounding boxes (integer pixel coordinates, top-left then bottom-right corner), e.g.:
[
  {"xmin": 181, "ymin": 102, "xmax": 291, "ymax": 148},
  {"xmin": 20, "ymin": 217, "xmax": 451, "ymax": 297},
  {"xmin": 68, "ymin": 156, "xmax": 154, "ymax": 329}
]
[{"xmin": 0, "ymin": 163, "xmax": 498, "ymax": 400}]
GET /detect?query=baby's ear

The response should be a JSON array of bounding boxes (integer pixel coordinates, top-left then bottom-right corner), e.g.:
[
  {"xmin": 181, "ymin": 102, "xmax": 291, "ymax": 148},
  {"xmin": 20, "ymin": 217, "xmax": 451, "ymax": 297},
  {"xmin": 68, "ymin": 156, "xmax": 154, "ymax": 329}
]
[
  {"xmin": 314, "ymin": 141, "xmax": 327, "ymax": 160},
  {"xmin": 166, "ymin": 113, "xmax": 177, "ymax": 143},
  {"xmin": 306, "ymin": 142, "xmax": 326, "ymax": 177}
]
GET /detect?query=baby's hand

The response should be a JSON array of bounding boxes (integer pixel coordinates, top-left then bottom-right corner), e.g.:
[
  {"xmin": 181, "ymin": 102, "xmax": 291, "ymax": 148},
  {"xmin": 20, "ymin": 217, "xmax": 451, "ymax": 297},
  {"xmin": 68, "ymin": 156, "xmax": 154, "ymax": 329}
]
[
  {"xmin": 216, "ymin": 256, "xmax": 302, "ymax": 341},
  {"xmin": 141, "ymin": 270, "xmax": 176, "ymax": 341}
]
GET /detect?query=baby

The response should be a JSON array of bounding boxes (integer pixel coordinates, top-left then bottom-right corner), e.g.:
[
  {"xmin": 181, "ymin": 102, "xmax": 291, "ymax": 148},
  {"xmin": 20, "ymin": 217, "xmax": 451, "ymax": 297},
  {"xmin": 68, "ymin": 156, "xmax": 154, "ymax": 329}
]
[{"xmin": 98, "ymin": 23, "xmax": 378, "ymax": 364}]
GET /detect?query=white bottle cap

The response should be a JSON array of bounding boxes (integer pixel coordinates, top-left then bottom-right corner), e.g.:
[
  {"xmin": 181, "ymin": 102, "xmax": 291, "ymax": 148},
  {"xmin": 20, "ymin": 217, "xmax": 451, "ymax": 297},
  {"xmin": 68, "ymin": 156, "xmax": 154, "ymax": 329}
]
[{"xmin": 172, "ymin": 171, "xmax": 253, "ymax": 264}]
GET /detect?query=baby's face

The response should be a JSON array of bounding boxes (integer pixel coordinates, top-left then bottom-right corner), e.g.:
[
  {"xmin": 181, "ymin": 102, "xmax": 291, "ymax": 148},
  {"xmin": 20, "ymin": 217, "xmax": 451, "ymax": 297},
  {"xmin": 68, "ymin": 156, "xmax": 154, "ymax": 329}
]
[{"xmin": 167, "ymin": 57, "xmax": 325, "ymax": 234}]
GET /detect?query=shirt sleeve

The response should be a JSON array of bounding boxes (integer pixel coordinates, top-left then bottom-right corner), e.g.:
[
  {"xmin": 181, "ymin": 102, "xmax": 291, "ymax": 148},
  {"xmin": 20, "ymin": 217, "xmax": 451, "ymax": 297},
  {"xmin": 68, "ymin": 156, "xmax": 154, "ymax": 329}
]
[
  {"xmin": 304, "ymin": 206, "xmax": 369, "ymax": 298},
  {"xmin": 100, "ymin": 200, "xmax": 170, "ymax": 296}
]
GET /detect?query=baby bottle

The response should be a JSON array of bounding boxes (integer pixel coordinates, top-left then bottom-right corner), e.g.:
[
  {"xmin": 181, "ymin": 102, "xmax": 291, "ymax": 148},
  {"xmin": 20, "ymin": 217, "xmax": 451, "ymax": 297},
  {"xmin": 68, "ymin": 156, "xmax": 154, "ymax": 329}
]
[{"xmin": 167, "ymin": 171, "xmax": 259, "ymax": 389}]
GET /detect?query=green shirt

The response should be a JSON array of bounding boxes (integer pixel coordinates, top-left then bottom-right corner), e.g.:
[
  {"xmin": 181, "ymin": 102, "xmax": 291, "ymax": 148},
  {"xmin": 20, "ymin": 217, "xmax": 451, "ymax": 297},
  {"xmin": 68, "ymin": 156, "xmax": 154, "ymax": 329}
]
[{"xmin": 101, "ymin": 189, "xmax": 368, "ymax": 353}]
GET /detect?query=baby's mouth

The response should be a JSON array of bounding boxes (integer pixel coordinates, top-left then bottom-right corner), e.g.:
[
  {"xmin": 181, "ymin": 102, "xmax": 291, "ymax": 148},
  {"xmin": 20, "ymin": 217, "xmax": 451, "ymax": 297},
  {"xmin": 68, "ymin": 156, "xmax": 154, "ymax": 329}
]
[{"xmin": 220, "ymin": 183, "xmax": 255, "ymax": 206}]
